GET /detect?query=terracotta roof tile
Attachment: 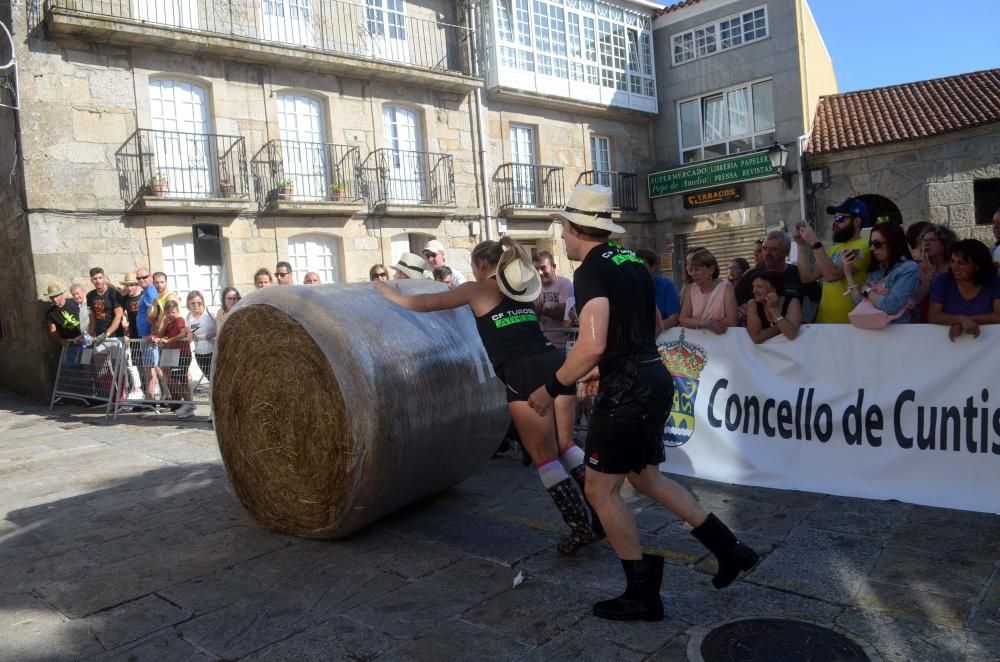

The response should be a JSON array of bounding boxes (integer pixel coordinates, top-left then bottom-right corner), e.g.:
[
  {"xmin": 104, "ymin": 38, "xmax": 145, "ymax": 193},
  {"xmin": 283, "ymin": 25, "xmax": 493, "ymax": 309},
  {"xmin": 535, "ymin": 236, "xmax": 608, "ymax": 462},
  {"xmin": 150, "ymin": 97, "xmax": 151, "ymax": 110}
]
[
  {"xmin": 655, "ymin": 0, "xmax": 706, "ymax": 17},
  {"xmin": 806, "ymin": 69, "xmax": 1000, "ymax": 155}
]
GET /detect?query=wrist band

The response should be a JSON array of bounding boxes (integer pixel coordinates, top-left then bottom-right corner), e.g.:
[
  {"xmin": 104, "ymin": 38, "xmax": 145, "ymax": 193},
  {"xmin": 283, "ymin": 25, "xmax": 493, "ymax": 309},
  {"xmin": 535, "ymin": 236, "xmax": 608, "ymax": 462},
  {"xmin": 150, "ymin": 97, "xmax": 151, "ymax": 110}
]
[
  {"xmin": 812, "ymin": 241, "xmax": 823, "ymax": 250},
  {"xmin": 546, "ymin": 374, "xmax": 576, "ymax": 397}
]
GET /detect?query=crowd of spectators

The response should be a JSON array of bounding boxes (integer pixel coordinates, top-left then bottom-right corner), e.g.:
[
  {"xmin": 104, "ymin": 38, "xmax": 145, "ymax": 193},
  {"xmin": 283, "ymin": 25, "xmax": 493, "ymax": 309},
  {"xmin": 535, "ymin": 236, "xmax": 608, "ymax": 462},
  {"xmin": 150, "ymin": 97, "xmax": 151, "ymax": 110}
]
[
  {"xmin": 671, "ymin": 199, "xmax": 1000, "ymax": 343},
  {"xmin": 43, "ymin": 257, "xmax": 327, "ymax": 417},
  {"xmin": 43, "ymin": 204, "xmax": 1000, "ymax": 416}
]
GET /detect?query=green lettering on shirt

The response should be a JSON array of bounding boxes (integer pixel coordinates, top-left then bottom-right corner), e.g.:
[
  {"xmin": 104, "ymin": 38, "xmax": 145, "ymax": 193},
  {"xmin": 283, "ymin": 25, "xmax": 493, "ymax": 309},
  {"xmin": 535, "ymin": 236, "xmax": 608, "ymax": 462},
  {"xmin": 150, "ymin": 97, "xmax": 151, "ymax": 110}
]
[
  {"xmin": 611, "ymin": 252, "xmax": 644, "ymax": 266},
  {"xmin": 495, "ymin": 312, "xmax": 538, "ymax": 328}
]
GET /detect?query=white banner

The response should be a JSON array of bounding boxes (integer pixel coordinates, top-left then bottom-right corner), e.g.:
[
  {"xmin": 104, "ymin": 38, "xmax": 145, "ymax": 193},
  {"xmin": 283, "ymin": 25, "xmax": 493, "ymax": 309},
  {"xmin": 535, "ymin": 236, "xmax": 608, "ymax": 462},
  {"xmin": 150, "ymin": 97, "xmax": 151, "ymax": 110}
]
[{"xmin": 655, "ymin": 325, "xmax": 1000, "ymax": 514}]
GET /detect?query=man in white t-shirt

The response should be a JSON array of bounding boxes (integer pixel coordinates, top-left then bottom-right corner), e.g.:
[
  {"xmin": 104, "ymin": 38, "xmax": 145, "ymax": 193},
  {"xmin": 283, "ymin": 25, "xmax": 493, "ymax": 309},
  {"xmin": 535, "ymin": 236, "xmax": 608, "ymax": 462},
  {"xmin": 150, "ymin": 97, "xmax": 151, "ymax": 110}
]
[
  {"xmin": 422, "ymin": 240, "xmax": 464, "ymax": 286},
  {"xmin": 533, "ymin": 251, "xmax": 573, "ymax": 350}
]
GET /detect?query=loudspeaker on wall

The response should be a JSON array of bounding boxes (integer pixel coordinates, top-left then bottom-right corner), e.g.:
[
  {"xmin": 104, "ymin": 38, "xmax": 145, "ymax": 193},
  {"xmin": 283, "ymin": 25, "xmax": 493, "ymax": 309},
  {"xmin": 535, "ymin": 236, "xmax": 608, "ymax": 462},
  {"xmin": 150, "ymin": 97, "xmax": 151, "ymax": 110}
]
[{"xmin": 192, "ymin": 223, "xmax": 223, "ymax": 266}]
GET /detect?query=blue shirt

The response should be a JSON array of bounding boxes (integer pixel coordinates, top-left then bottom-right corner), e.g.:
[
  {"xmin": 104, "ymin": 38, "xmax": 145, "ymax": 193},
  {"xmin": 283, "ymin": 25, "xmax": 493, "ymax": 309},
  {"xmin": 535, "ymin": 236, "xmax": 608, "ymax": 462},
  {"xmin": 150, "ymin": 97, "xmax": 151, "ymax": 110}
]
[
  {"xmin": 653, "ymin": 274, "xmax": 681, "ymax": 319},
  {"xmin": 869, "ymin": 259, "xmax": 919, "ymax": 323},
  {"xmin": 136, "ymin": 284, "xmax": 158, "ymax": 337}
]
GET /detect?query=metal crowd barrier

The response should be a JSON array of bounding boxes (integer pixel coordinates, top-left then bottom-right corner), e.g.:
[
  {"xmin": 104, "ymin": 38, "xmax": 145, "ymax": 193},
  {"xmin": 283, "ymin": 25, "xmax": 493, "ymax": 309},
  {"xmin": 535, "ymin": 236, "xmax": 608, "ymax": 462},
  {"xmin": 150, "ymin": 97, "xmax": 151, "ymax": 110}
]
[
  {"xmin": 49, "ymin": 337, "xmax": 213, "ymax": 421},
  {"xmin": 49, "ymin": 338, "xmax": 128, "ymax": 418}
]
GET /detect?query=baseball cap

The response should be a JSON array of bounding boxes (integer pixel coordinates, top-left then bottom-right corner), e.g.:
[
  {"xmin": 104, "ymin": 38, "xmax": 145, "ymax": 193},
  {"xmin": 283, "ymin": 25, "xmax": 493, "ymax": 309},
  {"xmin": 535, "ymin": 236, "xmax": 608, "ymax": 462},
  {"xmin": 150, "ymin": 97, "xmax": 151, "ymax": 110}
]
[
  {"xmin": 826, "ymin": 197, "xmax": 871, "ymax": 225},
  {"xmin": 422, "ymin": 240, "xmax": 444, "ymax": 256}
]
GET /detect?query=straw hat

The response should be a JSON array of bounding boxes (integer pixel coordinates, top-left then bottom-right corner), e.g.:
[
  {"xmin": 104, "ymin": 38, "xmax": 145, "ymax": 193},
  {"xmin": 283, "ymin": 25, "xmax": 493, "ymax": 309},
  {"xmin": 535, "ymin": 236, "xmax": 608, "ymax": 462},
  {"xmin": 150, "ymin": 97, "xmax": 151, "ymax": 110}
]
[
  {"xmin": 122, "ymin": 271, "xmax": 139, "ymax": 285},
  {"xmin": 45, "ymin": 283, "xmax": 64, "ymax": 298},
  {"xmin": 391, "ymin": 252, "xmax": 431, "ymax": 280},
  {"xmin": 552, "ymin": 184, "xmax": 625, "ymax": 235},
  {"xmin": 496, "ymin": 258, "xmax": 542, "ymax": 303}
]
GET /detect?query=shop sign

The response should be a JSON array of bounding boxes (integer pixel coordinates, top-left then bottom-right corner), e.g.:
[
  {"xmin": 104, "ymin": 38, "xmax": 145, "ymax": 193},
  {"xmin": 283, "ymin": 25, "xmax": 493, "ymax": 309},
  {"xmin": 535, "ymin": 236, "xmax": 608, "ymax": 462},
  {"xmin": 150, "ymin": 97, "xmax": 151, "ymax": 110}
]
[
  {"xmin": 648, "ymin": 152, "xmax": 778, "ymax": 198},
  {"xmin": 682, "ymin": 185, "xmax": 743, "ymax": 209}
]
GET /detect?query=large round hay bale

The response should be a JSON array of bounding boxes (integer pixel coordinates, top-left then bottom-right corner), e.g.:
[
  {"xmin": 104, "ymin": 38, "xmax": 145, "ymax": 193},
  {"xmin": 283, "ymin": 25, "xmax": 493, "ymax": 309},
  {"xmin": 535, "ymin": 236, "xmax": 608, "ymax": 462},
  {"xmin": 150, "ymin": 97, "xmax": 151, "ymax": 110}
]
[{"xmin": 212, "ymin": 280, "xmax": 508, "ymax": 539}]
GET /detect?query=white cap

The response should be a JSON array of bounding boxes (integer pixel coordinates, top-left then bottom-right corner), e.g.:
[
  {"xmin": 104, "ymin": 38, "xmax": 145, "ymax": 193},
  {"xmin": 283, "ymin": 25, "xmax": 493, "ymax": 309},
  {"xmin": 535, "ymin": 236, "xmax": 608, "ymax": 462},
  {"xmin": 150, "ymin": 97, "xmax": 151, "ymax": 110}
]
[{"xmin": 422, "ymin": 240, "xmax": 445, "ymax": 255}]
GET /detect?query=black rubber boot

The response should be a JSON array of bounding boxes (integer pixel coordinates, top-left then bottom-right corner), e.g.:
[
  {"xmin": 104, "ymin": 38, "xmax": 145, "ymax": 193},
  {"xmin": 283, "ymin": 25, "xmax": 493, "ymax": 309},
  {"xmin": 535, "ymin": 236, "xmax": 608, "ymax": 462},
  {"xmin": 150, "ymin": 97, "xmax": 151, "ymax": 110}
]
[
  {"xmin": 691, "ymin": 513, "xmax": 759, "ymax": 589},
  {"xmin": 569, "ymin": 463, "xmax": 605, "ymax": 540},
  {"xmin": 547, "ymin": 478, "xmax": 600, "ymax": 555},
  {"xmin": 592, "ymin": 553, "xmax": 664, "ymax": 621}
]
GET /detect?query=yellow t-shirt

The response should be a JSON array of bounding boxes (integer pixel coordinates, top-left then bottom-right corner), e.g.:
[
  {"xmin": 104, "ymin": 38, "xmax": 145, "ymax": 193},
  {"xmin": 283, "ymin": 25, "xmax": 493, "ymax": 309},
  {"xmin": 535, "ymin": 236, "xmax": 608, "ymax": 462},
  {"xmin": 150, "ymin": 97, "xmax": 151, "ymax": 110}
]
[{"xmin": 816, "ymin": 237, "xmax": 871, "ymax": 323}]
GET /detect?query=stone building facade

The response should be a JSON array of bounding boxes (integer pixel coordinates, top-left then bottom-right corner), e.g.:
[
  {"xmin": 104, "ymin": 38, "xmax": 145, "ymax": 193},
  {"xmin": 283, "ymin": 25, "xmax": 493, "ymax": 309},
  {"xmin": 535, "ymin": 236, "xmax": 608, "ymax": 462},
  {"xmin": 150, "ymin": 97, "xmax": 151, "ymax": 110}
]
[
  {"xmin": 0, "ymin": 0, "xmax": 663, "ymax": 397},
  {"xmin": 649, "ymin": 0, "xmax": 836, "ymax": 275},
  {"xmin": 804, "ymin": 69, "xmax": 1000, "ymax": 247}
]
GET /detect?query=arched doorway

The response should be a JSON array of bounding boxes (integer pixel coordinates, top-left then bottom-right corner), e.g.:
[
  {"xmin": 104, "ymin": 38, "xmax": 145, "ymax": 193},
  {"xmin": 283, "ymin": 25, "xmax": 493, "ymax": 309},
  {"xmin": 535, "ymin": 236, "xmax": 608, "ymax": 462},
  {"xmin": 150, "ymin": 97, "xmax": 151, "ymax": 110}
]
[{"xmin": 856, "ymin": 194, "xmax": 902, "ymax": 226}]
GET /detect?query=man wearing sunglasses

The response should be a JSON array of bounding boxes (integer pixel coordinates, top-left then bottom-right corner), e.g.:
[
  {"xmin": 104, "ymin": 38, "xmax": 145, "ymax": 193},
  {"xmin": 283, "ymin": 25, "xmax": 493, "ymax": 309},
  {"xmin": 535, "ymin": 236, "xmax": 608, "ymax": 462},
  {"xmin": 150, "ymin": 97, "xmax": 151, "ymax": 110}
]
[{"xmin": 793, "ymin": 197, "xmax": 872, "ymax": 323}]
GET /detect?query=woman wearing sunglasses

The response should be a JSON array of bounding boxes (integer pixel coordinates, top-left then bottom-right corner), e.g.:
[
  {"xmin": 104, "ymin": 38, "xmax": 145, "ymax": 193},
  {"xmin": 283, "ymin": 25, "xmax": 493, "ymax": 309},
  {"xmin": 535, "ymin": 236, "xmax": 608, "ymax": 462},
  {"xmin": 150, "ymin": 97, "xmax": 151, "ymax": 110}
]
[
  {"xmin": 368, "ymin": 264, "xmax": 389, "ymax": 281},
  {"xmin": 843, "ymin": 222, "xmax": 918, "ymax": 324}
]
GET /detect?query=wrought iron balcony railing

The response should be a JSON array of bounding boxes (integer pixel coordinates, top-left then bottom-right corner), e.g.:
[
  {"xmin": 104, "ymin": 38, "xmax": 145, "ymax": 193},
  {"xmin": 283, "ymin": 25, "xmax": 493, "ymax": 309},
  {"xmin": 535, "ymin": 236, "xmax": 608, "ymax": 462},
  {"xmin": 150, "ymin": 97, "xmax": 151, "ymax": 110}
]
[
  {"xmin": 360, "ymin": 148, "xmax": 455, "ymax": 207},
  {"xmin": 576, "ymin": 170, "xmax": 639, "ymax": 212},
  {"xmin": 47, "ymin": 0, "xmax": 476, "ymax": 76},
  {"xmin": 115, "ymin": 128, "xmax": 248, "ymax": 202},
  {"xmin": 493, "ymin": 163, "xmax": 565, "ymax": 211},
  {"xmin": 250, "ymin": 139, "xmax": 361, "ymax": 206}
]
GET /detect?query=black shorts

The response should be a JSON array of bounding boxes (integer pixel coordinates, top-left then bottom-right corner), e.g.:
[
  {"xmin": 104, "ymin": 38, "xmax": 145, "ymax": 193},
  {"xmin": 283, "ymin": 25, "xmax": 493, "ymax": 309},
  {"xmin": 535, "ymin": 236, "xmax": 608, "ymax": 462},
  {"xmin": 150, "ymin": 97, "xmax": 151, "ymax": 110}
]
[
  {"xmin": 585, "ymin": 359, "xmax": 673, "ymax": 474},
  {"xmin": 497, "ymin": 350, "xmax": 575, "ymax": 403}
]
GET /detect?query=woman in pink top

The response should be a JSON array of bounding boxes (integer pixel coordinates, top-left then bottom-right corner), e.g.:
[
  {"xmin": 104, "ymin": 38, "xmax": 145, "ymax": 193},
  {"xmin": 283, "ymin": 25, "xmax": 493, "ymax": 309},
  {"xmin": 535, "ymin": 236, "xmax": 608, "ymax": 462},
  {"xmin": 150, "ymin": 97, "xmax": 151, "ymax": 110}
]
[{"xmin": 679, "ymin": 248, "xmax": 738, "ymax": 334}]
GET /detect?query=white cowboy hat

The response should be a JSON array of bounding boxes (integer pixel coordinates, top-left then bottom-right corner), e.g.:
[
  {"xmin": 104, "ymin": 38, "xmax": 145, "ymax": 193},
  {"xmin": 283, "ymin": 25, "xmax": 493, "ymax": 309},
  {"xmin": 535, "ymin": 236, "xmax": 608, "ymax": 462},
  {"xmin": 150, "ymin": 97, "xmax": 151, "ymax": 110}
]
[
  {"xmin": 496, "ymin": 257, "xmax": 542, "ymax": 303},
  {"xmin": 391, "ymin": 252, "xmax": 431, "ymax": 280},
  {"xmin": 552, "ymin": 184, "xmax": 625, "ymax": 235}
]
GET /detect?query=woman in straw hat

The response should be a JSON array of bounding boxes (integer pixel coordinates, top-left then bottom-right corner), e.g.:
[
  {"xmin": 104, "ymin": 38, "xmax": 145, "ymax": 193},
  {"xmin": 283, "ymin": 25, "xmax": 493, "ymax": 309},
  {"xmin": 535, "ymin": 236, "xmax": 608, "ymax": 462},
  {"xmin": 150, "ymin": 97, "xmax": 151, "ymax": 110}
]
[
  {"xmin": 389, "ymin": 252, "xmax": 431, "ymax": 280},
  {"xmin": 375, "ymin": 236, "xmax": 602, "ymax": 555},
  {"xmin": 528, "ymin": 184, "xmax": 758, "ymax": 622}
]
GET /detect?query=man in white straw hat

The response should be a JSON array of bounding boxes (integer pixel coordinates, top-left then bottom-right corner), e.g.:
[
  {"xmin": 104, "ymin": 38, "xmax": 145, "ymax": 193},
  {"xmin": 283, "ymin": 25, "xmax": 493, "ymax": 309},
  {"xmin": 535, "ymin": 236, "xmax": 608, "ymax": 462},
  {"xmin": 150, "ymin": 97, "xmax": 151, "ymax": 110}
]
[
  {"xmin": 529, "ymin": 184, "xmax": 759, "ymax": 621},
  {"xmin": 375, "ymin": 237, "xmax": 602, "ymax": 555},
  {"xmin": 390, "ymin": 252, "xmax": 431, "ymax": 280}
]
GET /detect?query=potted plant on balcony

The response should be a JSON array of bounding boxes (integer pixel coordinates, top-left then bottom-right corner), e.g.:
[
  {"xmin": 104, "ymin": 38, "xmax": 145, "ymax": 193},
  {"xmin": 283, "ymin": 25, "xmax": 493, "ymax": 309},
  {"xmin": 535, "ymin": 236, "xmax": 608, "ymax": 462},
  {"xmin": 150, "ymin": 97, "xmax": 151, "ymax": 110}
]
[
  {"xmin": 330, "ymin": 179, "xmax": 347, "ymax": 201},
  {"xmin": 219, "ymin": 177, "xmax": 236, "ymax": 198},
  {"xmin": 277, "ymin": 178, "xmax": 294, "ymax": 199},
  {"xmin": 149, "ymin": 172, "xmax": 169, "ymax": 198}
]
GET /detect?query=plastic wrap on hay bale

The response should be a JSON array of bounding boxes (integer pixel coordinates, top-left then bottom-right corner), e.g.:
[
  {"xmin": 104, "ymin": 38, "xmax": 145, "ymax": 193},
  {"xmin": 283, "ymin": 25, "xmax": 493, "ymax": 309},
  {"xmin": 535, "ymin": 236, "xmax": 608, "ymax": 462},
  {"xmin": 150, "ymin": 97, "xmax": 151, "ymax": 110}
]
[{"xmin": 212, "ymin": 280, "xmax": 509, "ymax": 539}]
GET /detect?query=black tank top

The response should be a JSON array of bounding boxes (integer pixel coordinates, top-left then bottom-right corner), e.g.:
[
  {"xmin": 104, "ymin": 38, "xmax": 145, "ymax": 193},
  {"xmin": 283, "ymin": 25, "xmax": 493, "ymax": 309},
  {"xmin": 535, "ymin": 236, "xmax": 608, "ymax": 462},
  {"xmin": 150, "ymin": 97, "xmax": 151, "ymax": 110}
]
[{"xmin": 475, "ymin": 294, "xmax": 553, "ymax": 372}]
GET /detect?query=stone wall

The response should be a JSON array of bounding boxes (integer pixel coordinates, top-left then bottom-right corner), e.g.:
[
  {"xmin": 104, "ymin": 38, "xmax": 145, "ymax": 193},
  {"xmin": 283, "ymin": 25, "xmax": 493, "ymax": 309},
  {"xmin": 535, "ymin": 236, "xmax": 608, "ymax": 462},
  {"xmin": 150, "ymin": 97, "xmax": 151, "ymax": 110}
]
[
  {"xmin": 807, "ymin": 124, "xmax": 1000, "ymax": 245},
  {"xmin": 14, "ymin": 22, "xmax": 484, "ymax": 291}
]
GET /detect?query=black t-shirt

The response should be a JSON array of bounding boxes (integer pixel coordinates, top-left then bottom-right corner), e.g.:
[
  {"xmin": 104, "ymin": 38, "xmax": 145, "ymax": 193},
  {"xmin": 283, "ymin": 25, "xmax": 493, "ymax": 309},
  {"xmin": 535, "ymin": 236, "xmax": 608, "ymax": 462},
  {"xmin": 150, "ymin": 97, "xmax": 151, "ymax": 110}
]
[
  {"xmin": 46, "ymin": 300, "xmax": 82, "ymax": 339},
  {"xmin": 573, "ymin": 241, "xmax": 659, "ymax": 382},
  {"xmin": 123, "ymin": 293, "xmax": 141, "ymax": 336},
  {"xmin": 86, "ymin": 287, "xmax": 124, "ymax": 337},
  {"xmin": 735, "ymin": 264, "xmax": 805, "ymax": 306},
  {"xmin": 475, "ymin": 294, "xmax": 553, "ymax": 373}
]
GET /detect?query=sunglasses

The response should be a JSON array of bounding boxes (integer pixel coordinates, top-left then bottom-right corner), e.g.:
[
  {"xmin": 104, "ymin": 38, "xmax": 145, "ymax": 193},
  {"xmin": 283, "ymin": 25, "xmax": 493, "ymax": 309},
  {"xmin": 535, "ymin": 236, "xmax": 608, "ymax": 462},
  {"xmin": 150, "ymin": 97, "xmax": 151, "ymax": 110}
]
[
  {"xmin": 374, "ymin": 272, "xmax": 388, "ymax": 278},
  {"xmin": 137, "ymin": 275, "xmax": 151, "ymax": 281},
  {"xmin": 869, "ymin": 239, "xmax": 886, "ymax": 249},
  {"xmin": 834, "ymin": 215, "xmax": 853, "ymax": 224},
  {"xmin": 275, "ymin": 272, "xmax": 291, "ymax": 277}
]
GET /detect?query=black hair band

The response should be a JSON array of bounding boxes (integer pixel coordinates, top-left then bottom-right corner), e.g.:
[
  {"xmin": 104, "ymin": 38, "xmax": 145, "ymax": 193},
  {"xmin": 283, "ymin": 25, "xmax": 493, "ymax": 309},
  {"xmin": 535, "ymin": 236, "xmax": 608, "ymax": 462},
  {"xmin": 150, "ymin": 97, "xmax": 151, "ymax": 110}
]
[{"xmin": 564, "ymin": 206, "xmax": 612, "ymax": 219}]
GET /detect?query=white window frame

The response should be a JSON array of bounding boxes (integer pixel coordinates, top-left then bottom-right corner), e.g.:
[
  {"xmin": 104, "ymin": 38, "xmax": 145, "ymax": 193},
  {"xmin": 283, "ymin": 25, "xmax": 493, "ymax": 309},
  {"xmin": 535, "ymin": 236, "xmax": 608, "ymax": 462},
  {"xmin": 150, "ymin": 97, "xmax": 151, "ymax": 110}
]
[
  {"xmin": 589, "ymin": 134, "xmax": 611, "ymax": 186},
  {"xmin": 671, "ymin": 6, "xmax": 768, "ymax": 67},
  {"xmin": 492, "ymin": 0, "xmax": 655, "ymax": 100},
  {"xmin": 676, "ymin": 78, "xmax": 775, "ymax": 164},
  {"xmin": 161, "ymin": 235, "xmax": 226, "ymax": 310},
  {"xmin": 287, "ymin": 234, "xmax": 342, "ymax": 284}
]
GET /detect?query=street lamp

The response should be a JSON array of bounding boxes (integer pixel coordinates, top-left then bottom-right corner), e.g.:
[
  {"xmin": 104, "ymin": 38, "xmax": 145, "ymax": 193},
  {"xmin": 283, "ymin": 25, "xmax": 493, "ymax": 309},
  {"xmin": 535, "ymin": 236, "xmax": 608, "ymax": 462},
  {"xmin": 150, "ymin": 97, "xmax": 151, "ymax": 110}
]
[{"xmin": 767, "ymin": 142, "xmax": 794, "ymax": 188}]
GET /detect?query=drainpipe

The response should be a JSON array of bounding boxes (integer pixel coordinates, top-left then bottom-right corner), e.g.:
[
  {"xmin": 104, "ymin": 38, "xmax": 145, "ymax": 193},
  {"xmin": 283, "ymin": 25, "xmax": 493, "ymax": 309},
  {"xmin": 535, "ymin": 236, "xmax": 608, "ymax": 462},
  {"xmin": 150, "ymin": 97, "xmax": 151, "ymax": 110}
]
[
  {"xmin": 467, "ymin": 0, "xmax": 494, "ymax": 240},
  {"xmin": 798, "ymin": 133, "xmax": 809, "ymax": 223}
]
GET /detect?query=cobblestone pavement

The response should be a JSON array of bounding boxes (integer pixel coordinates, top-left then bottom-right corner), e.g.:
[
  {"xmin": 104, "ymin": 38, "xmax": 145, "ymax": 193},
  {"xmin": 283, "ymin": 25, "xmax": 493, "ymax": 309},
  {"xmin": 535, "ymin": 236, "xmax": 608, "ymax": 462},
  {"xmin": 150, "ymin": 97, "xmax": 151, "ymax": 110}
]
[{"xmin": 1, "ymin": 390, "xmax": 999, "ymax": 661}]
